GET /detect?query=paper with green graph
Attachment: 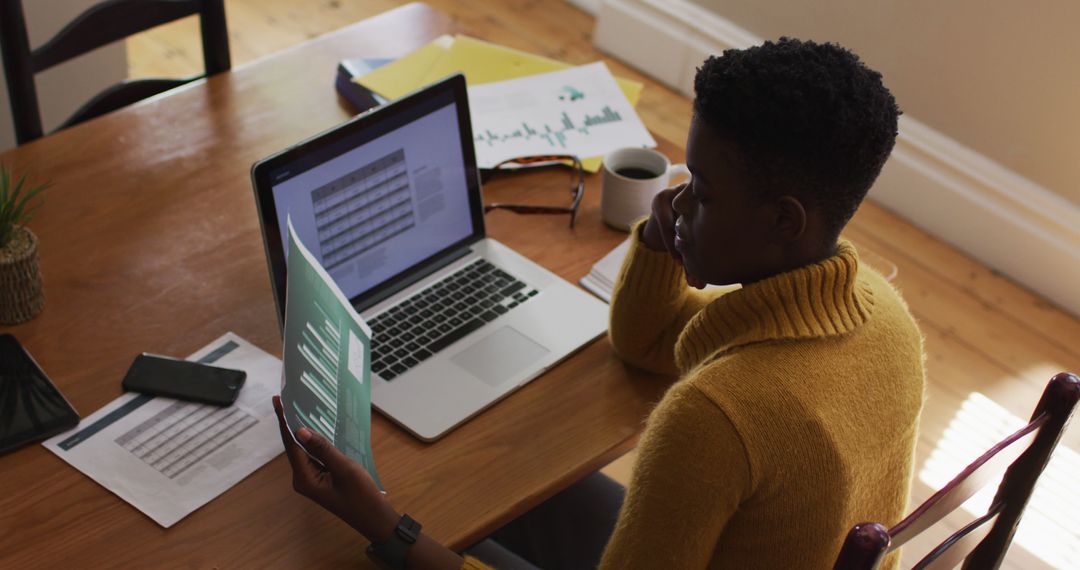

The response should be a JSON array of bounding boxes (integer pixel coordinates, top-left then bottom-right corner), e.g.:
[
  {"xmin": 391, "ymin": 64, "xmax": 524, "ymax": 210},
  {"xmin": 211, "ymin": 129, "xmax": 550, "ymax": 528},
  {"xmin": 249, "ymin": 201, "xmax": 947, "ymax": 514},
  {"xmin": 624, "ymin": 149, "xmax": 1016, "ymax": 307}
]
[
  {"xmin": 280, "ymin": 218, "xmax": 381, "ymax": 489},
  {"xmin": 355, "ymin": 34, "xmax": 646, "ymax": 173}
]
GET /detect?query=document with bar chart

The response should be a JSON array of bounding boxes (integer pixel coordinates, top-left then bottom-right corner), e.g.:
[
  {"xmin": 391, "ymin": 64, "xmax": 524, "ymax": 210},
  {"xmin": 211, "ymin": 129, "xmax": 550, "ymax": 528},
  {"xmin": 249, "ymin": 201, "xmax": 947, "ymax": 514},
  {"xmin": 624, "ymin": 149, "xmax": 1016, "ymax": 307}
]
[
  {"xmin": 467, "ymin": 61, "xmax": 656, "ymax": 167},
  {"xmin": 281, "ymin": 218, "xmax": 381, "ymax": 488}
]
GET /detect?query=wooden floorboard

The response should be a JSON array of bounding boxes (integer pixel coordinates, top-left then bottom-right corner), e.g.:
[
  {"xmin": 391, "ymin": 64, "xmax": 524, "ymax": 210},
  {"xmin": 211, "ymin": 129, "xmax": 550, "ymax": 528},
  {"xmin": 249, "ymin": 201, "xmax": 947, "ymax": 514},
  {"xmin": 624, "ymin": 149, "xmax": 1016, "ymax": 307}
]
[
  {"xmin": 127, "ymin": 2, "xmax": 1079, "ymax": 568},
  {"xmin": 847, "ymin": 205, "xmax": 1080, "ymax": 363}
]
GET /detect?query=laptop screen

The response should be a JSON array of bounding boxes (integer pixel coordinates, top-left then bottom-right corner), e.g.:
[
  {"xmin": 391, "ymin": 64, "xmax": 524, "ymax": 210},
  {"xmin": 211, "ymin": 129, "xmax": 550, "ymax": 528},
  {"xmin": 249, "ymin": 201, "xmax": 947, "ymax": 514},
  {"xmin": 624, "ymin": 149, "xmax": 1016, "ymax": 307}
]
[{"xmin": 261, "ymin": 84, "xmax": 479, "ymax": 308}]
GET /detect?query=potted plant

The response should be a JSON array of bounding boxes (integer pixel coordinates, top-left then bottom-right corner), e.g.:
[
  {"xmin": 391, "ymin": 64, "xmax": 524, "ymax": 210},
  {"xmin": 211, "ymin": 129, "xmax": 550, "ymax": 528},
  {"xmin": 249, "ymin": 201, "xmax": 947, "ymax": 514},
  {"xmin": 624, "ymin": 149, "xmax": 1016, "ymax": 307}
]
[{"xmin": 0, "ymin": 164, "xmax": 49, "ymax": 324}]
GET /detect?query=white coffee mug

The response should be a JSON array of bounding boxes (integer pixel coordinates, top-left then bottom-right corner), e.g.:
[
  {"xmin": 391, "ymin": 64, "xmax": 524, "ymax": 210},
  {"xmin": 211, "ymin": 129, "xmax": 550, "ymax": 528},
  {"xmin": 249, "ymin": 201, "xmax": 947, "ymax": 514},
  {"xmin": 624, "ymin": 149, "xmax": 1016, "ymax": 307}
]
[{"xmin": 601, "ymin": 148, "xmax": 690, "ymax": 231}]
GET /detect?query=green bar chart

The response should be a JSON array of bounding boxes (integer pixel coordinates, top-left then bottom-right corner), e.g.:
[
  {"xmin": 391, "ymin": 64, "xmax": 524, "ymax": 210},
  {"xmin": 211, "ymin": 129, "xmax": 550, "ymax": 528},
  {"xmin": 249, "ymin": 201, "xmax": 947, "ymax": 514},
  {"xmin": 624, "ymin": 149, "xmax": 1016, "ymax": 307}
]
[{"xmin": 281, "ymin": 220, "xmax": 381, "ymax": 488}]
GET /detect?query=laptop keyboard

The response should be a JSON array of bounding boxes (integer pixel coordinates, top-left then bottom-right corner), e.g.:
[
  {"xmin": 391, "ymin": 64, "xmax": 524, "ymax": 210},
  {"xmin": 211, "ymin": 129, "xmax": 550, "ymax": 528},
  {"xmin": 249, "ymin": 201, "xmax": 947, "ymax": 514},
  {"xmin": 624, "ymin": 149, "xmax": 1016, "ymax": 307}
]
[{"xmin": 369, "ymin": 259, "xmax": 539, "ymax": 381}]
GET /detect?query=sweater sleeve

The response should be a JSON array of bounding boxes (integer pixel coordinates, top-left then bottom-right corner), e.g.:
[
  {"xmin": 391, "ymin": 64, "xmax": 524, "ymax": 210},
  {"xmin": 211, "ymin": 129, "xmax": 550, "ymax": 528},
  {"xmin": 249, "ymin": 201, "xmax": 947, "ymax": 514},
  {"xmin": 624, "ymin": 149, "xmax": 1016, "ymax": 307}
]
[
  {"xmin": 461, "ymin": 555, "xmax": 493, "ymax": 570},
  {"xmin": 599, "ymin": 381, "xmax": 753, "ymax": 569},
  {"xmin": 609, "ymin": 221, "xmax": 719, "ymax": 375}
]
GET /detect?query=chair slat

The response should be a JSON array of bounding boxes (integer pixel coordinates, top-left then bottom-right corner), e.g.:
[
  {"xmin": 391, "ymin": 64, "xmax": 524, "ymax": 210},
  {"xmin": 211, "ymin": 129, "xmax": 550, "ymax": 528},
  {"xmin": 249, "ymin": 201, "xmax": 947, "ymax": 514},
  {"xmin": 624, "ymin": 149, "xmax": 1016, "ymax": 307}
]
[
  {"xmin": 31, "ymin": 0, "xmax": 200, "ymax": 73},
  {"xmin": 888, "ymin": 415, "xmax": 1046, "ymax": 549},
  {"xmin": 965, "ymin": 372, "xmax": 1080, "ymax": 567},
  {"xmin": 59, "ymin": 77, "xmax": 190, "ymax": 130},
  {"xmin": 912, "ymin": 507, "xmax": 999, "ymax": 570},
  {"xmin": 836, "ymin": 375, "xmax": 1078, "ymax": 569},
  {"xmin": 1, "ymin": 0, "xmax": 229, "ymax": 144}
]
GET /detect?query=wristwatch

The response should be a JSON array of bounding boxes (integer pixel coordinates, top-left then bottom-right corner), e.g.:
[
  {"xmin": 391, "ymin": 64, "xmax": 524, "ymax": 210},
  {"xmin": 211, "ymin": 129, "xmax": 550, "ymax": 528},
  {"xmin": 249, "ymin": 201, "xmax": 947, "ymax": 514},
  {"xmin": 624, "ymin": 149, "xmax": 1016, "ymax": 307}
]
[{"xmin": 366, "ymin": 514, "xmax": 421, "ymax": 570}]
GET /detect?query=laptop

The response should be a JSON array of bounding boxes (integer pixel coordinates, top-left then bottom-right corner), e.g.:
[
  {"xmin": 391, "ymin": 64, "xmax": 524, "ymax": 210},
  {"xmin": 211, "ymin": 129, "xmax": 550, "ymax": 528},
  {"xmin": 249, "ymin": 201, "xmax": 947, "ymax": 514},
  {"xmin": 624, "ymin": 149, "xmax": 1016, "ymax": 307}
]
[{"xmin": 251, "ymin": 74, "xmax": 608, "ymax": 441}]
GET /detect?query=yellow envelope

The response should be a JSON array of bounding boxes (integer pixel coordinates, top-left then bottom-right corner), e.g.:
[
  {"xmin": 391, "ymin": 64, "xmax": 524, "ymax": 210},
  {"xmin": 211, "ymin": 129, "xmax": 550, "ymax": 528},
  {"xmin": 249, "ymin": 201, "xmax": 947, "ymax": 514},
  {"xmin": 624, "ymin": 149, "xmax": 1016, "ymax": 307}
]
[
  {"xmin": 358, "ymin": 35, "xmax": 642, "ymax": 104},
  {"xmin": 356, "ymin": 35, "xmax": 455, "ymax": 101},
  {"xmin": 420, "ymin": 36, "xmax": 643, "ymax": 106},
  {"xmin": 354, "ymin": 36, "xmax": 647, "ymax": 172}
]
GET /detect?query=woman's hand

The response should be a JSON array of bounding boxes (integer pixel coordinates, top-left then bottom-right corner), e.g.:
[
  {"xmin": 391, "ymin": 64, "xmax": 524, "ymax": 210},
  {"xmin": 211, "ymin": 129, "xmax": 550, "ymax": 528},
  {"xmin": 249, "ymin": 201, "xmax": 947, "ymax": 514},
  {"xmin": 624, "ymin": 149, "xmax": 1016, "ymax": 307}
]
[
  {"xmin": 640, "ymin": 184, "xmax": 684, "ymax": 262},
  {"xmin": 273, "ymin": 396, "xmax": 399, "ymax": 543},
  {"xmin": 640, "ymin": 183, "xmax": 708, "ymax": 289}
]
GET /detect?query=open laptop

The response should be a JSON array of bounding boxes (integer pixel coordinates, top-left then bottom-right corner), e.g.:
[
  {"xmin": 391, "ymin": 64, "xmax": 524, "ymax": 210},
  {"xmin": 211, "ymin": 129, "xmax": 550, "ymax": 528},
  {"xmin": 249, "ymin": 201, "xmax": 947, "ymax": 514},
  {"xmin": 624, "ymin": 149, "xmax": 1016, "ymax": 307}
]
[{"xmin": 251, "ymin": 74, "xmax": 608, "ymax": 441}]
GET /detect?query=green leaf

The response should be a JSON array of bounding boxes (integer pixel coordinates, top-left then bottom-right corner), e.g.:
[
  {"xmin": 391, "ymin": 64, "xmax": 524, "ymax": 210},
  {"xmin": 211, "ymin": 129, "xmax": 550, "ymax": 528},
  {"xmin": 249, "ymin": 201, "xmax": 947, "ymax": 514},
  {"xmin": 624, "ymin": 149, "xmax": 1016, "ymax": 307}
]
[
  {"xmin": 10, "ymin": 172, "xmax": 26, "ymax": 208},
  {"xmin": 0, "ymin": 166, "xmax": 9, "ymax": 207},
  {"xmin": 0, "ymin": 163, "xmax": 49, "ymax": 249},
  {"xmin": 12, "ymin": 183, "xmax": 47, "ymax": 225}
]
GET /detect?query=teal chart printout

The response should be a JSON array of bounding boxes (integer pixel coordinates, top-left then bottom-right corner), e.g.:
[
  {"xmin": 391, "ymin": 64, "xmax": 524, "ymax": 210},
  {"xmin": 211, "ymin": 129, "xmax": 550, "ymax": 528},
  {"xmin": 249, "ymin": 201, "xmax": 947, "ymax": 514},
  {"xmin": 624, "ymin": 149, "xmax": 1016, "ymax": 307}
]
[{"xmin": 281, "ymin": 218, "xmax": 381, "ymax": 489}]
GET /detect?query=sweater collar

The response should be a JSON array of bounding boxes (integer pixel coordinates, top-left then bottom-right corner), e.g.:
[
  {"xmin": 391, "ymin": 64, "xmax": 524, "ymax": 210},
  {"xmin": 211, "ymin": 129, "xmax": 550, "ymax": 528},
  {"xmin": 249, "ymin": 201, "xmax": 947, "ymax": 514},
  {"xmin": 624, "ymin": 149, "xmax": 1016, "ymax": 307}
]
[{"xmin": 674, "ymin": 240, "xmax": 875, "ymax": 373}]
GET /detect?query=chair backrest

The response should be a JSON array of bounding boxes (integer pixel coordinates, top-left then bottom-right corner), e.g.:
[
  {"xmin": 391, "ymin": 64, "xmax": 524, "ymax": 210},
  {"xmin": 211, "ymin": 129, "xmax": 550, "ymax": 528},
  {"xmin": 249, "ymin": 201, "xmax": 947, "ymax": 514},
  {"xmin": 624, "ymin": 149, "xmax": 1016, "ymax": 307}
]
[
  {"xmin": 834, "ymin": 372, "xmax": 1080, "ymax": 570},
  {"xmin": 0, "ymin": 0, "xmax": 230, "ymax": 145}
]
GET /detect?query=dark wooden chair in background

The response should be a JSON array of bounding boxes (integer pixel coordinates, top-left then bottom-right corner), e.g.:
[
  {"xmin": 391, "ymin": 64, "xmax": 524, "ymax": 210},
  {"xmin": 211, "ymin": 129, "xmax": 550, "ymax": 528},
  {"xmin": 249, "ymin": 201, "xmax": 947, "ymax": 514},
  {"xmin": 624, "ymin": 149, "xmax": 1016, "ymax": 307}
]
[
  {"xmin": 834, "ymin": 372, "xmax": 1079, "ymax": 569},
  {"xmin": 0, "ymin": 0, "xmax": 229, "ymax": 145}
]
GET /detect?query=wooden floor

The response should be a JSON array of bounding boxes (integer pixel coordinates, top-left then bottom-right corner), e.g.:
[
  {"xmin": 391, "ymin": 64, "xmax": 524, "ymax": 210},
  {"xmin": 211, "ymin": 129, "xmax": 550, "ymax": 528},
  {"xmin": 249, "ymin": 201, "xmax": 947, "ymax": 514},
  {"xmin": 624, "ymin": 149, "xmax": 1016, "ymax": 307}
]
[{"xmin": 128, "ymin": 2, "xmax": 1080, "ymax": 568}]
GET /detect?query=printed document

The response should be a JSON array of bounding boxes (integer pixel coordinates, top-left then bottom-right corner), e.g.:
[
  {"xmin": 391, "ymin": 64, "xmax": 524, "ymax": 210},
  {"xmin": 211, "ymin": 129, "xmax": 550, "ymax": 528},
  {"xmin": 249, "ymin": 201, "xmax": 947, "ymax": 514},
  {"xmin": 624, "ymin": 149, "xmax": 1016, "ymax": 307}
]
[
  {"xmin": 468, "ymin": 62, "xmax": 656, "ymax": 168},
  {"xmin": 579, "ymin": 239, "xmax": 632, "ymax": 303},
  {"xmin": 580, "ymin": 238, "xmax": 740, "ymax": 303},
  {"xmin": 43, "ymin": 333, "xmax": 282, "ymax": 528},
  {"xmin": 281, "ymin": 218, "xmax": 381, "ymax": 488}
]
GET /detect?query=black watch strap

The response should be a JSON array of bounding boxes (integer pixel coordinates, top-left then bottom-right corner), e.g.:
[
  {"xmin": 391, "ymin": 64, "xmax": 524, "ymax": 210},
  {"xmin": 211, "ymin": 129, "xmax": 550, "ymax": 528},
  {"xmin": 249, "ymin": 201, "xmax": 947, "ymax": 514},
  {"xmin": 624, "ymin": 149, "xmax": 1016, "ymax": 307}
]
[{"xmin": 367, "ymin": 514, "xmax": 421, "ymax": 570}]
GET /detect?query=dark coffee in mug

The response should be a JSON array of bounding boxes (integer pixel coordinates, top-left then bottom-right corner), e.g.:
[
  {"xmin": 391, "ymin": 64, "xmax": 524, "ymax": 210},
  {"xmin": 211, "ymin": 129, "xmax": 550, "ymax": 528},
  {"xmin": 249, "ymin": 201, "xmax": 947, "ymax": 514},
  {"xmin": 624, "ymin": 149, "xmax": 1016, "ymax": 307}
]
[
  {"xmin": 602, "ymin": 147, "xmax": 689, "ymax": 230},
  {"xmin": 614, "ymin": 166, "xmax": 661, "ymax": 180}
]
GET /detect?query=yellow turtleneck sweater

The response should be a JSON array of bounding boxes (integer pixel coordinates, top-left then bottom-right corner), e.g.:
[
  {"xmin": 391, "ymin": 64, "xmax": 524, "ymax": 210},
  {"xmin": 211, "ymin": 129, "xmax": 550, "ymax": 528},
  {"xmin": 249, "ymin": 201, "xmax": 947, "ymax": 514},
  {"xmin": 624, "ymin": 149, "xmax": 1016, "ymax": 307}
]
[{"xmin": 464, "ymin": 227, "xmax": 925, "ymax": 570}]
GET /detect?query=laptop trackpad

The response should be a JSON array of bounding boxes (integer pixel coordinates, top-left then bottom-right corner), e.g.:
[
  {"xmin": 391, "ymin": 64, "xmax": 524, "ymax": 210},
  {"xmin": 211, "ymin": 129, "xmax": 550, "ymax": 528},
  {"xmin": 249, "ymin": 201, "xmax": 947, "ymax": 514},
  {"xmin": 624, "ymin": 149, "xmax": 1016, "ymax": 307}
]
[{"xmin": 451, "ymin": 326, "xmax": 550, "ymax": 387}]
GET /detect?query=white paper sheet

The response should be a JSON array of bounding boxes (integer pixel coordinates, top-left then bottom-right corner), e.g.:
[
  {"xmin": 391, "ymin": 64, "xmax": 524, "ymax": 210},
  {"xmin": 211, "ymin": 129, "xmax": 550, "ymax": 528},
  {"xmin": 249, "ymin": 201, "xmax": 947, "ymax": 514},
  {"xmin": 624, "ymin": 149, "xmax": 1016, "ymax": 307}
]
[
  {"xmin": 468, "ymin": 62, "xmax": 656, "ymax": 167},
  {"xmin": 579, "ymin": 238, "xmax": 632, "ymax": 303},
  {"xmin": 579, "ymin": 239, "xmax": 741, "ymax": 303},
  {"xmin": 43, "ymin": 332, "xmax": 283, "ymax": 528}
]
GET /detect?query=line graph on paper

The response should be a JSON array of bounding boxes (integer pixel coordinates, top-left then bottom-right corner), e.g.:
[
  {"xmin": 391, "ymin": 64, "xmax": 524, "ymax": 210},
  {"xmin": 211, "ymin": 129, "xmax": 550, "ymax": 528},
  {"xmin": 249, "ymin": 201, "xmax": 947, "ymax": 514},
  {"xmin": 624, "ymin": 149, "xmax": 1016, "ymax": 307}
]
[
  {"xmin": 475, "ymin": 106, "xmax": 624, "ymax": 150},
  {"xmin": 467, "ymin": 62, "xmax": 655, "ymax": 167}
]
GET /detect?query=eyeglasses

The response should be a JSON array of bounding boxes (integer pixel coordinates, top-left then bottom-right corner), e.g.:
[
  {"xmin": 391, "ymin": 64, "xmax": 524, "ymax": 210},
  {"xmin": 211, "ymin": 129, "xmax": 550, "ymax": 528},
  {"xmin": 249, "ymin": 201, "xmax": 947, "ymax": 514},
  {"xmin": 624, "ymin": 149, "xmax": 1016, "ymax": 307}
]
[{"xmin": 480, "ymin": 154, "xmax": 585, "ymax": 228}]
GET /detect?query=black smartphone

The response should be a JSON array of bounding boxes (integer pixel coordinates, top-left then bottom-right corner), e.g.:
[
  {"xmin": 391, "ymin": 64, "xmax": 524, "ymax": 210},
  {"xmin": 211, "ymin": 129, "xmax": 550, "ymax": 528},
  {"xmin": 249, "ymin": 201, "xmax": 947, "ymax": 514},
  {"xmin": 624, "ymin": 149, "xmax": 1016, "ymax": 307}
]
[
  {"xmin": 0, "ymin": 334, "xmax": 80, "ymax": 455},
  {"xmin": 121, "ymin": 353, "xmax": 247, "ymax": 406}
]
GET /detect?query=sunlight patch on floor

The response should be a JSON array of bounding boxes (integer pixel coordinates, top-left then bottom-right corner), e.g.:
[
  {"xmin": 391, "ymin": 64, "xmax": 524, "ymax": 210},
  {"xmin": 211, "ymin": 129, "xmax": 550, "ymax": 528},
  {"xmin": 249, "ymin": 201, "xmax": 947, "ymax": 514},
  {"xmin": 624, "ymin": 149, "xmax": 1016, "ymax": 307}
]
[{"xmin": 918, "ymin": 391, "xmax": 1080, "ymax": 569}]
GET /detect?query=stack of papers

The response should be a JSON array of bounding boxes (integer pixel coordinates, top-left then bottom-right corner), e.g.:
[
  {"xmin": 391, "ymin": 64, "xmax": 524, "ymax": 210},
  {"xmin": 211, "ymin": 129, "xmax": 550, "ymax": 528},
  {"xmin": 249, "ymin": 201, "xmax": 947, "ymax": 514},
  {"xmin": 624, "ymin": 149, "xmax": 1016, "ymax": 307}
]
[
  {"xmin": 580, "ymin": 239, "xmax": 741, "ymax": 303},
  {"xmin": 467, "ymin": 62, "xmax": 655, "ymax": 168},
  {"xmin": 357, "ymin": 35, "xmax": 643, "ymax": 105},
  {"xmin": 580, "ymin": 239, "xmax": 632, "ymax": 303},
  {"xmin": 356, "ymin": 34, "xmax": 648, "ymax": 172}
]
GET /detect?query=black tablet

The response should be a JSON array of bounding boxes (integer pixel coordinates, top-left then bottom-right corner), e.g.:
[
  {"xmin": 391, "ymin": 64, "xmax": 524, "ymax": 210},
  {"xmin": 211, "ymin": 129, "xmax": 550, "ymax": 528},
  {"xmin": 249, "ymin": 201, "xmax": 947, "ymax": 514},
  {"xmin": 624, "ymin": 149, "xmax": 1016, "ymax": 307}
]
[{"xmin": 0, "ymin": 334, "xmax": 79, "ymax": 455}]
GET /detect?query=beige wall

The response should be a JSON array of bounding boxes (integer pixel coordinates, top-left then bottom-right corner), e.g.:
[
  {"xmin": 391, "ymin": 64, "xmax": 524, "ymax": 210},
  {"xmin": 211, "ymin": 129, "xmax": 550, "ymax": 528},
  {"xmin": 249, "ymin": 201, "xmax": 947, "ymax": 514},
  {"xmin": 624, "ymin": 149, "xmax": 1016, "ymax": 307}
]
[{"xmin": 690, "ymin": 0, "xmax": 1080, "ymax": 207}]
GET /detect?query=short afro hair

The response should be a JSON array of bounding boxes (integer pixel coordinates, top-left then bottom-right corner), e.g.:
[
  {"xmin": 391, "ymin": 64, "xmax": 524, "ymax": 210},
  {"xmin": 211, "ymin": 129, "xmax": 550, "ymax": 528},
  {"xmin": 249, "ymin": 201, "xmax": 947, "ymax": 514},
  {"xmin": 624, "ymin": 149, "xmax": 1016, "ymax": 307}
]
[{"xmin": 693, "ymin": 37, "xmax": 900, "ymax": 242}]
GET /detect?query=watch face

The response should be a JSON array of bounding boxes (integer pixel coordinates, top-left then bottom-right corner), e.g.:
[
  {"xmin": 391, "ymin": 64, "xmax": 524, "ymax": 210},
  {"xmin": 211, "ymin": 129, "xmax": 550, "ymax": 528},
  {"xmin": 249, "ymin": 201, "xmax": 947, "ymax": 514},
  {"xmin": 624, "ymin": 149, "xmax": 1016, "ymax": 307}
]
[
  {"xmin": 367, "ymin": 514, "xmax": 422, "ymax": 570},
  {"xmin": 397, "ymin": 514, "xmax": 422, "ymax": 542}
]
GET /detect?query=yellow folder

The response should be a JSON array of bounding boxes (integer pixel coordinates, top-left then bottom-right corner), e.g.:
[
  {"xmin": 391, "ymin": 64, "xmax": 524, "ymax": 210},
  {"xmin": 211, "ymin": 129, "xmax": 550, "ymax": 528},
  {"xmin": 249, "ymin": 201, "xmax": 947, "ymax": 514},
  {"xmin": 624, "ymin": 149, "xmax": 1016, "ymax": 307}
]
[
  {"xmin": 356, "ymin": 35, "xmax": 456, "ymax": 100},
  {"xmin": 356, "ymin": 35, "xmax": 646, "ymax": 172}
]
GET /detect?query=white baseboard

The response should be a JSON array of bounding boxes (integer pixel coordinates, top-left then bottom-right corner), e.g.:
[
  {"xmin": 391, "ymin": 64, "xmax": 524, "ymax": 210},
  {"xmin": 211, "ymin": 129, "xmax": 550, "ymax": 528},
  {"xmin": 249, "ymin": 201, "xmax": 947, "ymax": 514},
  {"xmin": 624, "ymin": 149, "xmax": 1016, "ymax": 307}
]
[
  {"xmin": 879, "ymin": 120, "xmax": 1080, "ymax": 316},
  {"xmin": 594, "ymin": 0, "xmax": 1080, "ymax": 317}
]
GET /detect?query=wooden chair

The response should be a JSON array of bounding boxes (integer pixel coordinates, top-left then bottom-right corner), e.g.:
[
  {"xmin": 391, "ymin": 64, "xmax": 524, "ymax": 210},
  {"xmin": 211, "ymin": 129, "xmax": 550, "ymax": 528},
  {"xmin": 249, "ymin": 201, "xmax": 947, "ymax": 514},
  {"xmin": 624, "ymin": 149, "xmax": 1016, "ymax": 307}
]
[
  {"xmin": 0, "ymin": 0, "xmax": 230, "ymax": 145},
  {"xmin": 834, "ymin": 372, "xmax": 1080, "ymax": 570}
]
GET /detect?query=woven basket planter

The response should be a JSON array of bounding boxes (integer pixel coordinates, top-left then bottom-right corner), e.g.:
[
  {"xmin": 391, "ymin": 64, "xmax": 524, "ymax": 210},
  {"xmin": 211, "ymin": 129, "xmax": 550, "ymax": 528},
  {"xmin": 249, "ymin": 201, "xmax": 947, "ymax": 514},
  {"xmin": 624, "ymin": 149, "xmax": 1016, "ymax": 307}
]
[{"xmin": 0, "ymin": 225, "xmax": 44, "ymax": 324}]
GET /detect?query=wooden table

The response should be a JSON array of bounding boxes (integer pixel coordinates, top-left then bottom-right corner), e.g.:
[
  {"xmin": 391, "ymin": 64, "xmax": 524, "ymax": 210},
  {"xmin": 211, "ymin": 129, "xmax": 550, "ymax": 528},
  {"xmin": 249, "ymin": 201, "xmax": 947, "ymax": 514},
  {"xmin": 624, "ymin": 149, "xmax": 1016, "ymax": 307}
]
[{"xmin": 0, "ymin": 3, "xmax": 680, "ymax": 566}]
